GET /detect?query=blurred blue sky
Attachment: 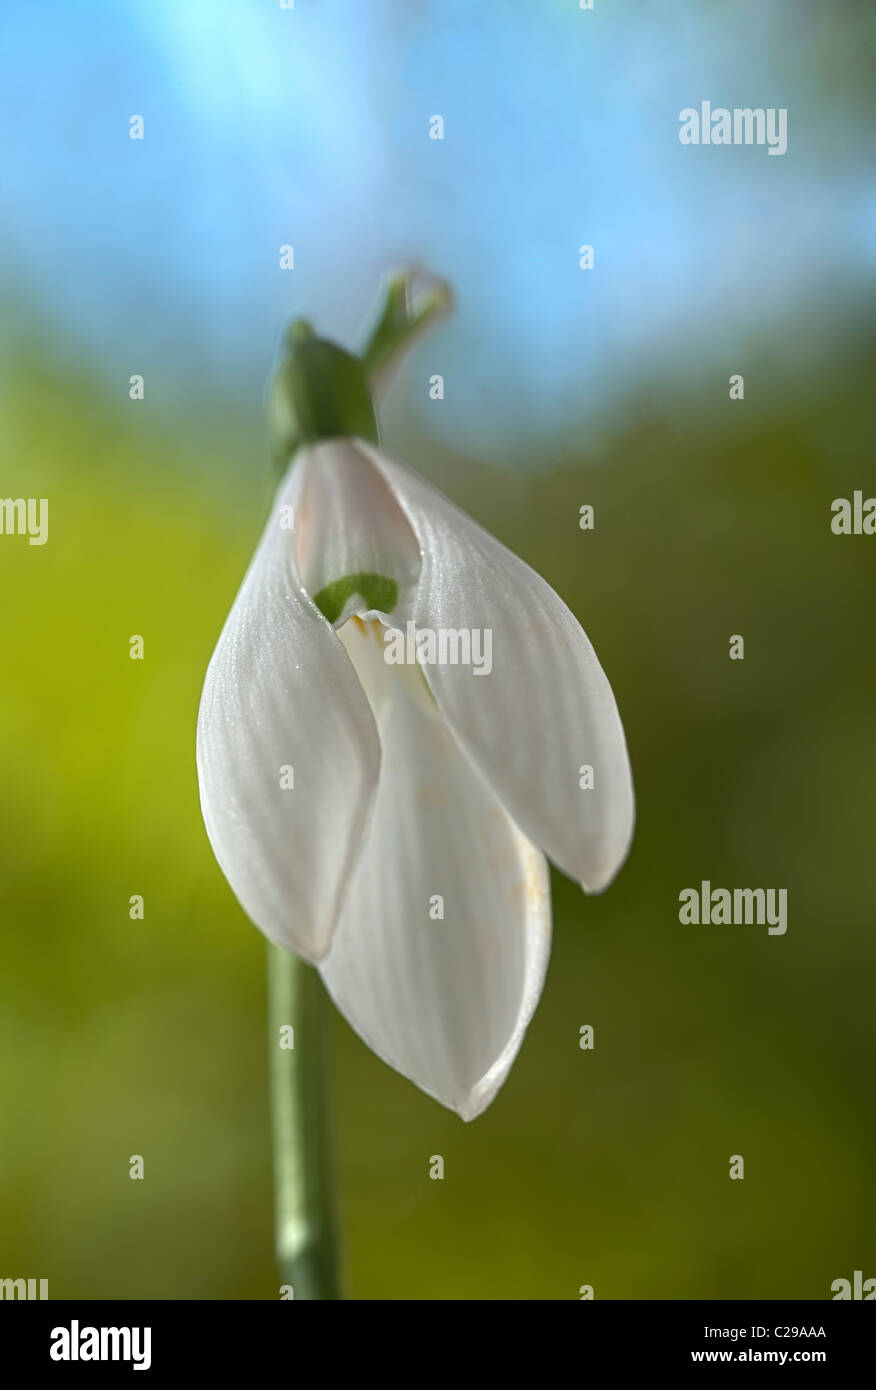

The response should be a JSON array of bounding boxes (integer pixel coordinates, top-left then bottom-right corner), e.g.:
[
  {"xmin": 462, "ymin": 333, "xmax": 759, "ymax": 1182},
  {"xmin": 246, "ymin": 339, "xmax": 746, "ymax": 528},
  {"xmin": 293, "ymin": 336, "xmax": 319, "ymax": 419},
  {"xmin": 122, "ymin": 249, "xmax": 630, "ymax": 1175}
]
[{"xmin": 1, "ymin": 0, "xmax": 872, "ymax": 456}]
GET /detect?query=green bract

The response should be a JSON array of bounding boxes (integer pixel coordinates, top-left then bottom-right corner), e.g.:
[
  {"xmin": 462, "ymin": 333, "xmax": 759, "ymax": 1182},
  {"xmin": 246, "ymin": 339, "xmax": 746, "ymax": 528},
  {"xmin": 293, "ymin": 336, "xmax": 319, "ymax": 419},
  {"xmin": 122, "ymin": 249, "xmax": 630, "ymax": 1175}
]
[{"xmin": 269, "ymin": 321, "xmax": 378, "ymax": 466}]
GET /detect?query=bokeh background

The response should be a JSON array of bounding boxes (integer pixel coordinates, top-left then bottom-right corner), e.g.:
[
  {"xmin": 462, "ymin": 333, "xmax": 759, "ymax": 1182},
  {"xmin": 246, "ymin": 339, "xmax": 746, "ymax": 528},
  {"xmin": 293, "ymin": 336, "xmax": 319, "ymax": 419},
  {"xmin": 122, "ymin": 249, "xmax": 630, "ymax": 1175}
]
[{"xmin": 1, "ymin": 0, "xmax": 874, "ymax": 1299}]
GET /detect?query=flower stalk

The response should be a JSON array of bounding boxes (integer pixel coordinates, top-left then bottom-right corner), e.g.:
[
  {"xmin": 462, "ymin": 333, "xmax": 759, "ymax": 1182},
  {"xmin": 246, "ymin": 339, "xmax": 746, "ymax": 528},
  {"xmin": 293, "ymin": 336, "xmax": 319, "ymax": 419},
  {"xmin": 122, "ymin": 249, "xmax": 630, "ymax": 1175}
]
[{"xmin": 268, "ymin": 944, "xmax": 344, "ymax": 1300}]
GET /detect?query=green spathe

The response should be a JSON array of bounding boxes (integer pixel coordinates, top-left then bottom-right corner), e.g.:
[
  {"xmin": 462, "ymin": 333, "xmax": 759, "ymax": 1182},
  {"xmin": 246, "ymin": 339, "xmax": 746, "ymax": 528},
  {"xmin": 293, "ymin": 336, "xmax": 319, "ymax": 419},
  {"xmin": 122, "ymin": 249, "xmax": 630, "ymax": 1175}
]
[
  {"xmin": 268, "ymin": 271, "xmax": 451, "ymax": 468},
  {"xmin": 269, "ymin": 322, "xmax": 378, "ymax": 466}
]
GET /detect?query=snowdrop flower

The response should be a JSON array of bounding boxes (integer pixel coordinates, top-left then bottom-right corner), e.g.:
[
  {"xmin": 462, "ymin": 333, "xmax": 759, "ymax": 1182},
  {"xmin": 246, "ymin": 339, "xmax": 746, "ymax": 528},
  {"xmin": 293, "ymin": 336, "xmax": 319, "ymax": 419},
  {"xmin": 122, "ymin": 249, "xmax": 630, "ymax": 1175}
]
[{"xmin": 197, "ymin": 293, "xmax": 634, "ymax": 1121}]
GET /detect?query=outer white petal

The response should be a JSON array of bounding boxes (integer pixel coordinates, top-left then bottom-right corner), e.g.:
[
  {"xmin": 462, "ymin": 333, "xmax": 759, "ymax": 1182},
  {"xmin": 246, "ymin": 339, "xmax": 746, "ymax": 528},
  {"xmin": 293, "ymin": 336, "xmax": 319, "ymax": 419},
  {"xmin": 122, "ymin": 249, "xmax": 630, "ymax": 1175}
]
[
  {"xmin": 196, "ymin": 455, "xmax": 381, "ymax": 962},
  {"xmin": 361, "ymin": 440, "xmax": 635, "ymax": 893},
  {"xmin": 295, "ymin": 438, "xmax": 421, "ymax": 626},
  {"xmin": 319, "ymin": 618, "xmax": 551, "ymax": 1121}
]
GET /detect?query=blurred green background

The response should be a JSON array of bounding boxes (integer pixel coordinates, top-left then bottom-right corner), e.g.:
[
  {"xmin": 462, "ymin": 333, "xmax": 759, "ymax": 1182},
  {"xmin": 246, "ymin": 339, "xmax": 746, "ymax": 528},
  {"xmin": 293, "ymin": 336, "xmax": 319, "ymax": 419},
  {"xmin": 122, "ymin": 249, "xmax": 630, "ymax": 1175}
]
[{"xmin": 1, "ymin": 0, "xmax": 874, "ymax": 1298}]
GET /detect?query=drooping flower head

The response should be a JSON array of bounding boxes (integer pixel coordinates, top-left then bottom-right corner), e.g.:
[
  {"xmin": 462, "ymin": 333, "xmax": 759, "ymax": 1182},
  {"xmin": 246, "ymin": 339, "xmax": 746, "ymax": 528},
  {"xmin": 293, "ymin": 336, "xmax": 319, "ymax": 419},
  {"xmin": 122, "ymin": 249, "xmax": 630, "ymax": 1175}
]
[{"xmin": 197, "ymin": 277, "xmax": 634, "ymax": 1119}]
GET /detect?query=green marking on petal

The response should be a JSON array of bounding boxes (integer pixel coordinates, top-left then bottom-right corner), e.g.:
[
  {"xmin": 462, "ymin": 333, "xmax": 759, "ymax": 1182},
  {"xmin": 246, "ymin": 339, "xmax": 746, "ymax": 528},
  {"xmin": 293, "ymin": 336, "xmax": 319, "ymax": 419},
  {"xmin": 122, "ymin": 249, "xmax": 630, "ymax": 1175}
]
[{"xmin": 312, "ymin": 572, "xmax": 399, "ymax": 625}]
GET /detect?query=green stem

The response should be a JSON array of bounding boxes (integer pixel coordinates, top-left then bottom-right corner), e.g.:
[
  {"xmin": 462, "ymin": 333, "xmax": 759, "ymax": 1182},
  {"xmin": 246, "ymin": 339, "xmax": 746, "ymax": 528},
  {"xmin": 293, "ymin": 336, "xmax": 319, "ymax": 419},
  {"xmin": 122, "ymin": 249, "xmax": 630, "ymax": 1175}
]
[
  {"xmin": 267, "ymin": 944, "xmax": 344, "ymax": 1299},
  {"xmin": 359, "ymin": 267, "xmax": 452, "ymax": 394}
]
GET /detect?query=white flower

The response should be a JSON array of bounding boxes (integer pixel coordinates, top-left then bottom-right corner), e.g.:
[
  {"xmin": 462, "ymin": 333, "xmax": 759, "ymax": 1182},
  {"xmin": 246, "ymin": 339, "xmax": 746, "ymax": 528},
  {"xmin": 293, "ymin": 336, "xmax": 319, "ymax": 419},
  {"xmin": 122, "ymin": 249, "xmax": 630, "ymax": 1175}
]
[{"xmin": 197, "ymin": 437, "xmax": 634, "ymax": 1119}]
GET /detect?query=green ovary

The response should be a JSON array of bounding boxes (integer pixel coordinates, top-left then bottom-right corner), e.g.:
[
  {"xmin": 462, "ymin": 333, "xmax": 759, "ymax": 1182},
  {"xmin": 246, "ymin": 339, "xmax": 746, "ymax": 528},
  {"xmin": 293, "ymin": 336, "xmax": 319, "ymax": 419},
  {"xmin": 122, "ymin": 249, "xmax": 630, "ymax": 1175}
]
[{"xmin": 313, "ymin": 572, "xmax": 399, "ymax": 625}]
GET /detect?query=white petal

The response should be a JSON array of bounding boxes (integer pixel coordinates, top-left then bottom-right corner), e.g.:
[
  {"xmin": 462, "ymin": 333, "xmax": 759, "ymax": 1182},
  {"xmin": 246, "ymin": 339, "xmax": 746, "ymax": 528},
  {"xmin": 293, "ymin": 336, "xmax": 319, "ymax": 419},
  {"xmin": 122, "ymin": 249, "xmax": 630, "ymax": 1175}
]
[
  {"xmin": 294, "ymin": 439, "xmax": 421, "ymax": 627},
  {"xmin": 363, "ymin": 442, "xmax": 635, "ymax": 893},
  {"xmin": 319, "ymin": 618, "xmax": 551, "ymax": 1121},
  {"xmin": 196, "ymin": 458, "xmax": 381, "ymax": 962}
]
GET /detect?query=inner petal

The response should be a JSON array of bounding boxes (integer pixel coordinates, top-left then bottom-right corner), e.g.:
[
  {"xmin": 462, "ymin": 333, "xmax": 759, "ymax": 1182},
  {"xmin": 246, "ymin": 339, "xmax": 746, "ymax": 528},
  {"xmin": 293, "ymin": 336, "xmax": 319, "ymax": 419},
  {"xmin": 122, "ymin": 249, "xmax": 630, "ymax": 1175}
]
[{"xmin": 295, "ymin": 439, "xmax": 421, "ymax": 627}]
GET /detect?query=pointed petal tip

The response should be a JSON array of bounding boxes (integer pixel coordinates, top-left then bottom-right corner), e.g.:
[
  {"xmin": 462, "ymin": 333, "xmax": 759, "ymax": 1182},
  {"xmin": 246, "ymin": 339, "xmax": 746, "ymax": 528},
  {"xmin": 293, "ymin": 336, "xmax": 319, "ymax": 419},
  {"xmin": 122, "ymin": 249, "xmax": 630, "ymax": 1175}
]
[
  {"xmin": 453, "ymin": 1089, "xmax": 499, "ymax": 1124},
  {"xmin": 578, "ymin": 841, "xmax": 634, "ymax": 896},
  {"xmin": 405, "ymin": 1067, "xmax": 508, "ymax": 1123},
  {"xmin": 446, "ymin": 1012, "xmax": 545, "ymax": 1121},
  {"xmin": 574, "ymin": 767, "xmax": 636, "ymax": 895}
]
